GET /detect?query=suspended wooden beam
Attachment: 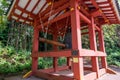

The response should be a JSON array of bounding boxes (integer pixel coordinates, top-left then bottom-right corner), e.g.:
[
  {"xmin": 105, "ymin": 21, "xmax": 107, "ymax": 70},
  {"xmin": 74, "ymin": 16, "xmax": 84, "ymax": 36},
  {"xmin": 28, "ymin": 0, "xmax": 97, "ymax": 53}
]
[{"xmin": 39, "ymin": 37, "xmax": 66, "ymax": 47}]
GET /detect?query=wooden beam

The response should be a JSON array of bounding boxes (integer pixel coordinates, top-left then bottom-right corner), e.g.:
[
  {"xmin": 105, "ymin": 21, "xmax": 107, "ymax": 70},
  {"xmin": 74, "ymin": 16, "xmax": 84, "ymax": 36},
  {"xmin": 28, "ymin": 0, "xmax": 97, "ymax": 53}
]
[
  {"xmin": 32, "ymin": 27, "xmax": 39, "ymax": 74},
  {"xmin": 95, "ymin": 25, "xmax": 100, "ymax": 31},
  {"xmin": 8, "ymin": 0, "xmax": 19, "ymax": 20},
  {"xmin": 89, "ymin": 17, "xmax": 100, "ymax": 78},
  {"xmin": 90, "ymin": 0, "xmax": 109, "ymax": 22},
  {"xmin": 38, "ymin": 11, "xmax": 71, "ymax": 28},
  {"xmin": 91, "ymin": 9, "xmax": 102, "ymax": 17},
  {"xmin": 39, "ymin": 37, "xmax": 65, "ymax": 47},
  {"xmin": 24, "ymin": 0, "xmax": 41, "ymax": 24},
  {"xmin": 36, "ymin": 2, "xmax": 47, "ymax": 16},
  {"xmin": 40, "ymin": 0, "xmax": 69, "ymax": 17},
  {"xmin": 98, "ymin": 26, "xmax": 107, "ymax": 69},
  {"xmin": 39, "ymin": 3, "xmax": 70, "ymax": 22},
  {"xmin": 16, "ymin": 5, "xmax": 36, "ymax": 18},
  {"xmin": 13, "ymin": 12, "xmax": 33, "ymax": 22},
  {"xmin": 81, "ymin": 26, "xmax": 88, "ymax": 30},
  {"xmin": 70, "ymin": 0, "xmax": 84, "ymax": 80},
  {"xmin": 80, "ymin": 49, "xmax": 106, "ymax": 56},
  {"xmin": 90, "ymin": 0, "xmax": 99, "ymax": 9},
  {"xmin": 32, "ymin": 50, "xmax": 72, "ymax": 57},
  {"xmin": 79, "ymin": 11, "xmax": 100, "ymax": 31},
  {"xmin": 79, "ymin": 11, "xmax": 91, "ymax": 24},
  {"xmin": 17, "ymin": 0, "xmax": 31, "ymax": 22},
  {"xmin": 39, "ymin": 66, "xmax": 69, "ymax": 73}
]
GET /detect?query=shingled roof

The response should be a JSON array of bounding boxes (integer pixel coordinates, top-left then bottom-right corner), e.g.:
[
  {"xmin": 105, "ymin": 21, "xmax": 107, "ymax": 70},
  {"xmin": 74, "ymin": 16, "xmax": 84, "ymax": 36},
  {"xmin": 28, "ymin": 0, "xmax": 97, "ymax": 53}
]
[{"xmin": 7, "ymin": 0, "xmax": 120, "ymax": 25}]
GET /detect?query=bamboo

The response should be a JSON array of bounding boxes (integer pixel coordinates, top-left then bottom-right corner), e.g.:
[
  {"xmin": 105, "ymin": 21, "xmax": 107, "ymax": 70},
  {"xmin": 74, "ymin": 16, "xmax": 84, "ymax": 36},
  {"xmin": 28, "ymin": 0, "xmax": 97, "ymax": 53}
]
[{"xmin": 39, "ymin": 37, "xmax": 66, "ymax": 47}]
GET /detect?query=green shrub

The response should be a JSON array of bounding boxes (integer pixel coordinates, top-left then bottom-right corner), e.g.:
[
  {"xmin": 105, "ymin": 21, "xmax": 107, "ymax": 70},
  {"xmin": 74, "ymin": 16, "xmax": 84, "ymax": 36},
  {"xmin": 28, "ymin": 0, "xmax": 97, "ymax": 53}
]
[
  {"xmin": 0, "ymin": 45, "xmax": 32, "ymax": 74},
  {"xmin": 107, "ymin": 51, "xmax": 120, "ymax": 67}
]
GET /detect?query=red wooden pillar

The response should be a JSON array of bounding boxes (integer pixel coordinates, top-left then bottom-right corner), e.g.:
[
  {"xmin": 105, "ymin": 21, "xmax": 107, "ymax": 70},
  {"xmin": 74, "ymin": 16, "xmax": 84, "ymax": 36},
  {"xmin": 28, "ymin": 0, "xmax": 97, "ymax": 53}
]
[
  {"xmin": 88, "ymin": 17, "xmax": 99, "ymax": 78},
  {"xmin": 32, "ymin": 26, "xmax": 39, "ymax": 74},
  {"xmin": 67, "ymin": 57, "xmax": 71, "ymax": 69},
  {"xmin": 71, "ymin": 0, "xmax": 84, "ymax": 80},
  {"xmin": 98, "ymin": 26, "xmax": 107, "ymax": 69},
  {"xmin": 53, "ymin": 34, "xmax": 58, "ymax": 72}
]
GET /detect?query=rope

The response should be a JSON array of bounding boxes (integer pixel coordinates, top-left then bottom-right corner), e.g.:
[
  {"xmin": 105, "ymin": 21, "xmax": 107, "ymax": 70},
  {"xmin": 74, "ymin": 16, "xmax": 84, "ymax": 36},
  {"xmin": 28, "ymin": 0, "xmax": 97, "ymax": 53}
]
[
  {"xmin": 39, "ymin": 0, "xmax": 54, "ymax": 38},
  {"xmin": 62, "ymin": 17, "xmax": 69, "ymax": 41},
  {"xmin": 44, "ymin": 0, "xmax": 54, "ymax": 38},
  {"xmin": 39, "ymin": 14, "xmax": 45, "ymax": 34},
  {"xmin": 59, "ymin": 17, "xmax": 69, "ymax": 42}
]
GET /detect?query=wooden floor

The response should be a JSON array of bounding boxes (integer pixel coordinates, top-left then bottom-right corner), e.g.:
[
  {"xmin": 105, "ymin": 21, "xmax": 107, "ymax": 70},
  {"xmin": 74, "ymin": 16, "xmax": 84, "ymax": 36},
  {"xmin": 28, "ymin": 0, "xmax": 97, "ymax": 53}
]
[
  {"xmin": 52, "ymin": 69, "xmax": 93, "ymax": 76},
  {"xmin": 52, "ymin": 70, "xmax": 73, "ymax": 77}
]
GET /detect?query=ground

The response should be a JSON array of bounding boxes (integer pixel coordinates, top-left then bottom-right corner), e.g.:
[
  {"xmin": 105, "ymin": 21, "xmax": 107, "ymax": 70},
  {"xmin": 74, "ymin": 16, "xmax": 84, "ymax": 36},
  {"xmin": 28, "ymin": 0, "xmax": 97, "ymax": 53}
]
[
  {"xmin": 0, "ymin": 66, "xmax": 120, "ymax": 80},
  {"xmin": 98, "ymin": 66, "xmax": 120, "ymax": 80}
]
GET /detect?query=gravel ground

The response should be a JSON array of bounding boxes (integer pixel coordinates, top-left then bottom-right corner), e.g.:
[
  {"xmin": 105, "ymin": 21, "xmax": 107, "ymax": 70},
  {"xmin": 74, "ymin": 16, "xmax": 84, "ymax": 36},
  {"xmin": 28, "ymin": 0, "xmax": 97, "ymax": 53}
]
[
  {"xmin": 98, "ymin": 66, "xmax": 120, "ymax": 80},
  {"xmin": 4, "ymin": 75, "xmax": 43, "ymax": 80},
  {"xmin": 1, "ymin": 66, "xmax": 120, "ymax": 80},
  {"xmin": 98, "ymin": 73, "xmax": 120, "ymax": 80}
]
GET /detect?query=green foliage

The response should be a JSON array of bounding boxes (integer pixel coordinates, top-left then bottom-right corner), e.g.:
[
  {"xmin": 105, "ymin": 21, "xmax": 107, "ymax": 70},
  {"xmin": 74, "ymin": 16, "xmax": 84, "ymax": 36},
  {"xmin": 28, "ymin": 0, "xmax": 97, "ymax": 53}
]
[
  {"xmin": 103, "ymin": 25, "xmax": 120, "ymax": 53},
  {"xmin": 58, "ymin": 57, "xmax": 67, "ymax": 66},
  {"xmin": 0, "ymin": 43, "xmax": 67, "ymax": 75},
  {"xmin": 0, "ymin": 0, "xmax": 9, "ymax": 32},
  {"xmin": 103, "ymin": 24, "xmax": 120, "ymax": 66},
  {"xmin": 107, "ymin": 51, "xmax": 120, "ymax": 66},
  {"xmin": 0, "ymin": 45, "xmax": 32, "ymax": 74}
]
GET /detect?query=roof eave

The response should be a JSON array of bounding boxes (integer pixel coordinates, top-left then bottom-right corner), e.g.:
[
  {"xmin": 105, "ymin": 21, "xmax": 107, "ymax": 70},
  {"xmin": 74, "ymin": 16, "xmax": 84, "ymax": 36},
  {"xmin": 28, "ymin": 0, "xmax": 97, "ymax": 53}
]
[{"xmin": 7, "ymin": 0, "xmax": 16, "ymax": 18}]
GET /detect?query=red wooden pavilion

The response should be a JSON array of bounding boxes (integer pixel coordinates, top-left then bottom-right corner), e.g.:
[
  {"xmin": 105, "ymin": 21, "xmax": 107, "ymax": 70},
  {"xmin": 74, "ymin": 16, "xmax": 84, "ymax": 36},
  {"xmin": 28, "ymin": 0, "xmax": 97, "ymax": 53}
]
[{"xmin": 7, "ymin": 0, "xmax": 120, "ymax": 80}]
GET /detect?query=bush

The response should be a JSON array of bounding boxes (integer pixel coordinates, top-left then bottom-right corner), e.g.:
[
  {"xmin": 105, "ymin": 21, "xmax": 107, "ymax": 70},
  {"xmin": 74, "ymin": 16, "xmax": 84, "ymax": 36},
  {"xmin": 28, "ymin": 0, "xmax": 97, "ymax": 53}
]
[
  {"xmin": 107, "ymin": 51, "xmax": 120, "ymax": 67},
  {"xmin": 0, "ymin": 45, "xmax": 67, "ymax": 75},
  {"xmin": 0, "ymin": 45, "xmax": 32, "ymax": 75}
]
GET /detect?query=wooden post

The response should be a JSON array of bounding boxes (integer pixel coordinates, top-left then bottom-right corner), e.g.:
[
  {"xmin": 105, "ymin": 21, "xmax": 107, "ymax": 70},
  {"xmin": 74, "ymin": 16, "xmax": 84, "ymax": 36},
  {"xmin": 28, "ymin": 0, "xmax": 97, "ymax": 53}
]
[
  {"xmin": 88, "ymin": 17, "xmax": 99, "ymax": 78},
  {"xmin": 98, "ymin": 26, "xmax": 107, "ymax": 69},
  {"xmin": 32, "ymin": 26, "xmax": 39, "ymax": 74},
  {"xmin": 70, "ymin": 0, "xmax": 84, "ymax": 80},
  {"xmin": 53, "ymin": 34, "xmax": 58, "ymax": 72},
  {"xmin": 67, "ymin": 57, "xmax": 71, "ymax": 69}
]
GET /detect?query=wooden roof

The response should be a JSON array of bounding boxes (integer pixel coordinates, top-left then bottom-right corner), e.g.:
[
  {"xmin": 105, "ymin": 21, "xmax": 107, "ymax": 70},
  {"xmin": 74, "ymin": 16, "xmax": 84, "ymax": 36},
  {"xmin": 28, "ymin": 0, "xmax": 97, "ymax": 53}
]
[{"xmin": 7, "ymin": 0, "xmax": 120, "ymax": 25}]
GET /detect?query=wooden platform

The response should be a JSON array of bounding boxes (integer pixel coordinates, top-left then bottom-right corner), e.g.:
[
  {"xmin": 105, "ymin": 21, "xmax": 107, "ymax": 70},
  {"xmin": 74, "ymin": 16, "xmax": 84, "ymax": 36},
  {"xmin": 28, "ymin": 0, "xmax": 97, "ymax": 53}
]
[{"xmin": 34, "ymin": 69, "xmax": 98, "ymax": 80}]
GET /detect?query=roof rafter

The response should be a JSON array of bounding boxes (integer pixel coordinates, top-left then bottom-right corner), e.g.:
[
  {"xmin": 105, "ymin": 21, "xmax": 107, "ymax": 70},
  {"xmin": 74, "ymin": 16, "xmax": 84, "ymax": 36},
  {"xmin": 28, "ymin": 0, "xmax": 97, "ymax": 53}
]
[
  {"xmin": 90, "ymin": 0, "xmax": 109, "ymax": 23},
  {"xmin": 17, "ymin": 0, "xmax": 31, "ymax": 22}
]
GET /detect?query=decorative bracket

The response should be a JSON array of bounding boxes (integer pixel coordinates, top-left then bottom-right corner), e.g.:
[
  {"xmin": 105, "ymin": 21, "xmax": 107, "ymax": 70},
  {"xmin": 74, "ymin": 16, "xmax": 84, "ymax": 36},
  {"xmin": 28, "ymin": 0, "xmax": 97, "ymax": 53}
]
[{"xmin": 72, "ymin": 50, "xmax": 79, "ymax": 56}]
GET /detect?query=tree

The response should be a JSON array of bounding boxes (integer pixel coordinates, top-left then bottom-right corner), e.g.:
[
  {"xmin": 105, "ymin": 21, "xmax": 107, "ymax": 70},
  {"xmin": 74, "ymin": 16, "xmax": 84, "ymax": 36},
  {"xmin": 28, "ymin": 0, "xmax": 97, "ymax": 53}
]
[
  {"xmin": 103, "ymin": 24, "xmax": 120, "ymax": 54},
  {"xmin": 0, "ymin": 0, "xmax": 10, "ymax": 45}
]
